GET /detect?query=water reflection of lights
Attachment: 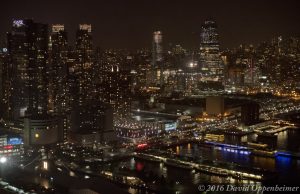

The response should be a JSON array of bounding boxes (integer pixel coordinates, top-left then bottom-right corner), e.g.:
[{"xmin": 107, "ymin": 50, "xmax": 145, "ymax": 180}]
[
  {"xmin": 159, "ymin": 162, "xmax": 163, "ymax": 169},
  {"xmin": 192, "ymin": 172, "xmax": 200, "ymax": 184},
  {"xmin": 162, "ymin": 166, "xmax": 167, "ymax": 177},
  {"xmin": 130, "ymin": 158, "xmax": 136, "ymax": 170},
  {"xmin": 176, "ymin": 146, "xmax": 180, "ymax": 155},
  {"xmin": 69, "ymin": 171, "xmax": 75, "ymax": 177},
  {"xmin": 128, "ymin": 187, "xmax": 138, "ymax": 194},
  {"xmin": 136, "ymin": 162, "xmax": 144, "ymax": 171},
  {"xmin": 276, "ymin": 155, "xmax": 292, "ymax": 168},
  {"xmin": 40, "ymin": 179, "xmax": 50, "ymax": 189}
]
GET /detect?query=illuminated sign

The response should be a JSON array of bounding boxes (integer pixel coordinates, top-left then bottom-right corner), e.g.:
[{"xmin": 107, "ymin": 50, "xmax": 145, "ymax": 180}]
[
  {"xmin": 7, "ymin": 137, "xmax": 23, "ymax": 145},
  {"xmin": 13, "ymin": 20, "xmax": 24, "ymax": 27},
  {"xmin": 165, "ymin": 123, "xmax": 177, "ymax": 131}
]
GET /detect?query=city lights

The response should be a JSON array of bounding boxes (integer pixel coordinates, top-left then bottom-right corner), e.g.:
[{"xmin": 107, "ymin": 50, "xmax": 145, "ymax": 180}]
[
  {"xmin": 0, "ymin": 1, "xmax": 299, "ymax": 194},
  {"xmin": 0, "ymin": 157, "xmax": 7, "ymax": 164},
  {"xmin": 43, "ymin": 161, "xmax": 48, "ymax": 170}
]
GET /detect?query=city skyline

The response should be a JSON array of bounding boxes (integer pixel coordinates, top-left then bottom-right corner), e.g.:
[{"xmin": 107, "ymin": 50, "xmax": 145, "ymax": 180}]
[
  {"xmin": 1, "ymin": 1, "xmax": 300, "ymax": 194},
  {"xmin": 1, "ymin": 0, "xmax": 300, "ymax": 49}
]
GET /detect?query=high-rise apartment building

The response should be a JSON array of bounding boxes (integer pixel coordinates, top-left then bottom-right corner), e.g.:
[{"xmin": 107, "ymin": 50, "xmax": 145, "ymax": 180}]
[
  {"xmin": 75, "ymin": 24, "xmax": 94, "ymax": 106},
  {"xmin": 199, "ymin": 20, "xmax": 223, "ymax": 82},
  {"xmin": 49, "ymin": 24, "xmax": 69, "ymax": 114},
  {"xmin": 7, "ymin": 19, "xmax": 49, "ymax": 120},
  {"xmin": 0, "ymin": 48, "xmax": 11, "ymax": 119},
  {"xmin": 101, "ymin": 65, "xmax": 132, "ymax": 118}
]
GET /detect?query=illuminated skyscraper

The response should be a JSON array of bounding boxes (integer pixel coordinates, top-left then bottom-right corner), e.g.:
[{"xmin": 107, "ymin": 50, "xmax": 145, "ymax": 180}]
[
  {"xmin": 49, "ymin": 24, "xmax": 69, "ymax": 114},
  {"xmin": 7, "ymin": 19, "xmax": 49, "ymax": 119},
  {"xmin": 152, "ymin": 31, "xmax": 163, "ymax": 66},
  {"xmin": 6, "ymin": 19, "xmax": 64, "ymax": 146},
  {"xmin": 199, "ymin": 20, "xmax": 223, "ymax": 81},
  {"xmin": 48, "ymin": 24, "xmax": 71, "ymax": 142},
  {"xmin": 152, "ymin": 31, "xmax": 163, "ymax": 86},
  {"xmin": 75, "ymin": 24, "xmax": 94, "ymax": 105},
  {"xmin": 101, "ymin": 65, "xmax": 132, "ymax": 118},
  {"xmin": 0, "ymin": 48, "xmax": 11, "ymax": 119}
]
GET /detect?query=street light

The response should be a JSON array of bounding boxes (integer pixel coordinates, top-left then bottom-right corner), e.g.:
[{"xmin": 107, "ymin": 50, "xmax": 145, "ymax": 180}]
[{"xmin": 0, "ymin": 156, "xmax": 7, "ymax": 164}]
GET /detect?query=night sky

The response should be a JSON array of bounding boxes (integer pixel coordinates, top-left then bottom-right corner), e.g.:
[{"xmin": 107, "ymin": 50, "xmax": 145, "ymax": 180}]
[{"xmin": 1, "ymin": 0, "xmax": 300, "ymax": 50}]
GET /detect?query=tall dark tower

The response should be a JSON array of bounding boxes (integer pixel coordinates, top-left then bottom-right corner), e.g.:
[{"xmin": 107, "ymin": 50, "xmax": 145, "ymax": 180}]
[
  {"xmin": 0, "ymin": 48, "xmax": 11, "ymax": 120},
  {"xmin": 7, "ymin": 19, "xmax": 49, "ymax": 120},
  {"xmin": 75, "ymin": 24, "xmax": 94, "ymax": 106},
  {"xmin": 49, "ymin": 24, "xmax": 69, "ymax": 114},
  {"xmin": 200, "ymin": 20, "xmax": 223, "ymax": 81}
]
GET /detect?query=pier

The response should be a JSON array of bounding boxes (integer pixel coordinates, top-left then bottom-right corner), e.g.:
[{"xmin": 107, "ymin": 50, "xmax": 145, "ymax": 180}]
[{"xmin": 135, "ymin": 153, "xmax": 264, "ymax": 181}]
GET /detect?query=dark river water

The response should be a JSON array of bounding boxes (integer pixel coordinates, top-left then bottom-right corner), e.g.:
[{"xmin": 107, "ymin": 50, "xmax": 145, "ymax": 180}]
[{"xmin": 109, "ymin": 128, "xmax": 300, "ymax": 194}]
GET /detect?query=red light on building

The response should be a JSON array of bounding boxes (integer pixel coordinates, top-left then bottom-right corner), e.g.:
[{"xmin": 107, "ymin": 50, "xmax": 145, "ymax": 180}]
[
  {"xmin": 4, "ymin": 145, "xmax": 13, "ymax": 149},
  {"xmin": 137, "ymin": 143, "xmax": 147, "ymax": 149}
]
